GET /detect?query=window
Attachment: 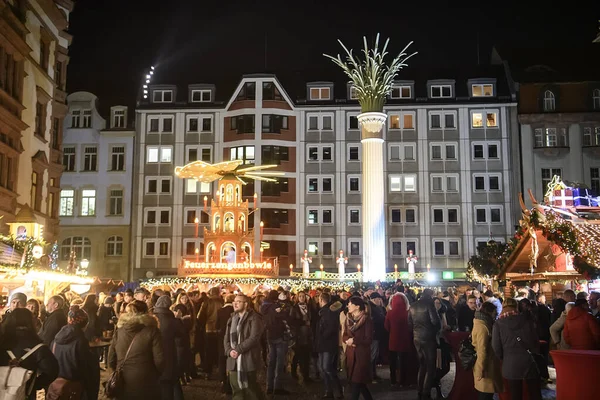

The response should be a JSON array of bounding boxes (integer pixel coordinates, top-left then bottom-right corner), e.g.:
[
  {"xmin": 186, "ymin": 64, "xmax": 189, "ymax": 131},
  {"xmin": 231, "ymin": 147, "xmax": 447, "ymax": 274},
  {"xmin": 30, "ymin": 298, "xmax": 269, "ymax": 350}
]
[
  {"xmin": 82, "ymin": 110, "xmax": 92, "ymax": 128},
  {"xmin": 306, "ymin": 114, "xmax": 333, "ymax": 131},
  {"xmin": 59, "ymin": 189, "xmax": 74, "ymax": 216},
  {"xmin": 591, "ymin": 168, "xmax": 600, "ymax": 193},
  {"xmin": 475, "ymin": 206, "xmax": 503, "ymax": 224},
  {"xmin": 149, "ymin": 118, "xmax": 159, "ymax": 132},
  {"xmin": 162, "ymin": 118, "xmax": 173, "ymax": 133},
  {"xmin": 147, "ymin": 146, "xmax": 172, "ymax": 163},
  {"xmin": 231, "ymin": 115, "xmax": 255, "ymax": 133},
  {"xmin": 108, "ymin": 189, "xmax": 123, "ymax": 215},
  {"xmin": 390, "ymin": 85, "xmax": 412, "ymax": 99},
  {"xmin": 433, "ymin": 239, "xmax": 460, "ymax": 256},
  {"xmin": 62, "ymin": 147, "xmax": 75, "ymax": 171},
  {"xmin": 583, "ymin": 127, "xmax": 600, "ymax": 147},
  {"xmin": 153, "ymin": 90, "xmax": 173, "ymax": 103},
  {"xmin": 113, "ymin": 109, "xmax": 125, "ymax": 128},
  {"xmin": 35, "ymin": 102, "xmax": 45, "ymax": 137},
  {"xmin": 349, "ymin": 86, "xmax": 358, "ymax": 100},
  {"xmin": 185, "ymin": 209, "xmax": 210, "ymax": 225},
  {"xmin": 230, "ymin": 146, "xmax": 255, "ymax": 164},
  {"xmin": 543, "ymin": 90, "xmax": 555, "ymax": 112},
  {"xmin": 473, "ymin": 173, "xmax": 502, "ymax": 192},
  {"xmin": 541, "ymin": 168, "xmax": 562, "ymax": 195},
  {"xmin": 80, "ymin": 189, "xmax": 96, "ymax": 216},
  {"xmin": 39, "ymin": 37, "xmax": 49, "ymax": 70},
  {"xmin": 306, "ymin": 144, "xmax": 333, "ymax": 162},
  {"xmin": 306, "ymin": 207, "xmax": 333, "ymax": 226},
  {"xmin": 593, "ymin": 89, "xmax": 600, "ymax": 110},
  {"xmin": 185, "ymin": 179, "xmax": 211, "ymax": 194},
  {"xmin": 145, "ymin": 207, "xmax": 171, "ymax": 225},
  {"xmin": 307, "ymin": 239, "xmax": 334, "ymax": 257},
  {"xmin": 51, "ymin": 117, "xmax": 60, "ymax": 150},
  {"xmin": 261, "ymin": 178, "xmax": 289, "ymax": 196},
  {"xmin": 262, "ymin": 115, "xmax": 288, "ymax": 133},
  {"xmin": 349, "ymin": 240, "xmax": 361, "ymax": 256},
  {"xmin": 390, "ymin": 240, "xmax": 417, "ymax": 256},
  {"xmin": 308, "ymin": 116, "xmax": 318, "ymax": 130},
  {"xmin": 187, "ymin": 146, "xmax": 212, "ymax": 163},
  {"xmin": 261, "ymin": 209, "xmax": 289, "ymax": 228},
  {"xmin": 309, "ymin": 87, "xmax": 330, "ymax": 100},
  {"xmin": 236, "ymin": 82, "xmax": 256, "ymax": 100},
  {"xmin": 348, "ymin": 145, "xmax": 360, "ymax": 161},
  {"xmin": 534, "ymin": 127, "xmax": 568, "ymax": 148},
  {"xmin": 106, "ymin": 236, "xmax": 123, "ymax": 256},
  {"xmin": 110, "ymin": 146, "xmax": 125, "ymax": 171},
  {"xmin": 472, "ymin": 111, "xmax": 498, "ymax": 128},
  {"xmin": 430, "ymin": 174, "xmax": 459, "ymax": 193},
  {"xmin": 472, "ymin": 142, "xmax": 499, "ymax": 160},
  {"xmin": 432, "ymin": 207, "xmax": 459, "ymax": 224},
  {"xmin": 146, "ymin": 177, "xmax": 172, "ymax": 194},
  {"xmin": 307, "ymin": 176, "xmax": 333, "ymax": 193},
  {"xmin": 347, "ymin": 175, "xmax": 360, "ymax": 193},
  {"xmin": 389, "ymin": 143, "xmax": 416, "ymax": 161},
  {"xmin": 82, "ymin": 147, "xmax": 97, "ymax": 171},
  {"xmin": 430, "ymin": 85, "xmax": 452, "ymax": 98},
  {"xmin": 263, "ymin": 82, "xmax": 283, "ymax": 101},
  {"xmin": 262, "ymin": 146, "xmax": 289, "ymax": 164},
  {"xmin": 71, "ymin": 110, "xmax": 80, "ymax": 127},
  {"xmin": 191, "ymin": 89, "xmax": 211, "ymax": 102},
  {"xmin": 61, "ymin": 237, "xmax": 91, "ymax": 260},
  {"xmin": 348, "ymin": 115, "xmax": 359, "ymax": 130},
  {"xmin": 389, "ymin": 174, "xmax": 417, "ymax": 192},
  {"xmin": 348, "ymin": 207, "xmax": 360, "ymax": 224},
  {"xmin": 429, "ymin": 143, "xmax": 457, "ymax": 160},
  {"xmin": 30, "ymin": 172, "xmax": 38, "ymax": 210},
  {"xmin": 389, "ymin": 207, "xmax": 418, "ymax": 225},
  {"xmin": 429, "ymin": 111, "xmax": 456, "ymax": 129},
  {"xmin": 144, "ymin": 240, "xmax": 170, "ymax": 257},
  {"xmin": 389, "ymin": 112, "xmax": 415, "ymax": 129},
  {"xmin": 471, "ymin": 84, "xmax": 494, "ymax": 97}
]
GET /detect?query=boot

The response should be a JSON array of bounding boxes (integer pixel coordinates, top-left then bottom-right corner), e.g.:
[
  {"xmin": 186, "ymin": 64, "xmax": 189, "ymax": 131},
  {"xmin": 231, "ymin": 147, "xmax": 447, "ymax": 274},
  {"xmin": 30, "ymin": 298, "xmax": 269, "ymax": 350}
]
[{"xmin": 435, "ymin": 385, "xmax": 446, "ymax": 399}]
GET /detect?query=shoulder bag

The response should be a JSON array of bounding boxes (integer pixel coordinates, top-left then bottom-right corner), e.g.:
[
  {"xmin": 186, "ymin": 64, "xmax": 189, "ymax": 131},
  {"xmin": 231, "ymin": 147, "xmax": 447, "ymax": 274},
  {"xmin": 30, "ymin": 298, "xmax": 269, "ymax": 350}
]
[
  {"xmin": 458, "ymin": 335, "xmax": 477, "ymax": 370},
  {"xmin": 516, "ymin": 336, "xmax": 549, "ymax": 379},
  {"xmin": 104, "ymin": 334, "xmax": 138, "ymax": 398}
]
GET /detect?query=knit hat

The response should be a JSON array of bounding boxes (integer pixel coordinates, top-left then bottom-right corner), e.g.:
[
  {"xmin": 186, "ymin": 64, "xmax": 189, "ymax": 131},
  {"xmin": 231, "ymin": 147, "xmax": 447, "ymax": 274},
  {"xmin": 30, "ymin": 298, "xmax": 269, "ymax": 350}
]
[
  {"xmin": 9, "ymin": 292, "xmax": 27, "ymax": 306},
  {"xmin": 155, "ymin": 295, "xmax": 172, "ymax": 309},
  {"xmin": 68, "ymin": 305, "xmax": 89, "ymax": 327},
  {"xmin": 104, "ymin": 296, "xmax": 115, "ymax": 305}
]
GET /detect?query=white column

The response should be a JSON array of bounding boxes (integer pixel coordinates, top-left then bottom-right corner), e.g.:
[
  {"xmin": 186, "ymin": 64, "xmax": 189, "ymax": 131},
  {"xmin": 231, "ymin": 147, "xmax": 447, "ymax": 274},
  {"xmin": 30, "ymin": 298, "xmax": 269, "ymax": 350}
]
[{"xmin": 358, "ymin": 112, "xmax": 387, "ymax": 281}]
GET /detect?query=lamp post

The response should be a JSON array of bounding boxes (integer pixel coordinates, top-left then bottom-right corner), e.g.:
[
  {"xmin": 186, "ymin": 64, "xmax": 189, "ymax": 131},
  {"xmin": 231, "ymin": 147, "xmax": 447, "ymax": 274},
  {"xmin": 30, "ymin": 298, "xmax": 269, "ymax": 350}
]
[
  {"xmin": 79, "ymin": 259, "xmax": 89, "ymax": 276},
  {"xmin": 325, "ymin": 34, "xmax": 415, "ymax": 282}
]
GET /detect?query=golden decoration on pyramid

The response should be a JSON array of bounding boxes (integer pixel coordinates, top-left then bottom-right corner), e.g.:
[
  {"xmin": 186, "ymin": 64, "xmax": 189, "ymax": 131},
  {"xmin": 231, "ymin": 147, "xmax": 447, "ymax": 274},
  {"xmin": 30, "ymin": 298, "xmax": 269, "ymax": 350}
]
[{"xmin": 174, "ymin": 160, "xmax": 284, "ymax": 183}]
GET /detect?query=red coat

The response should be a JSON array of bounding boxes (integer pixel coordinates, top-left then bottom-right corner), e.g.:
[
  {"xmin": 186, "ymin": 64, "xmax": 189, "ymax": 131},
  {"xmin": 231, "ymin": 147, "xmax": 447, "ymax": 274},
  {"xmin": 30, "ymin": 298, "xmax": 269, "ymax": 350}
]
[
  {"xmin": 343, "ymin": 314, "xmax": 373, "ymax": 384},
  {"xmin": 385, "ymin": 294, "xmax": 412, "ymax": 352},
  {"xmin": 563, "ymin": 306, "xmax": 600, "ymax": 350}
]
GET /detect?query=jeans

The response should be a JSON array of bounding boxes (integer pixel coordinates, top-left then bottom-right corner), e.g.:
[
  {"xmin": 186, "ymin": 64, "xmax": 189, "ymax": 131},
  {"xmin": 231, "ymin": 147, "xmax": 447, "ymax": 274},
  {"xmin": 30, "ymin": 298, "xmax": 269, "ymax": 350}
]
[
  {"xmin": 507, "ymin": 378, "xmax": 542, "ymax": 400},
  {"xmin": 414, "ymin": 339, "xmax": 437, "ymax": 397},
  {"xmin": 160, "ymin": 380, "xmax": 184, "ymax": 400},
  {"xmin": 230, "ymin": 370, "xmax": 265, "ymax": 400},
  {"xmin": 318, "ymin": 351, "xmax": 343, "ymax": 396},
  {"xmin": 370, "ymin": 339, "xmax": 379, "ymax": 376},
  {"xmin": 266, "ymin": 338, "xmax": 288, "ymax": 390},
  {"xmin": 350, "ymin": 382, "xmax": 373, "ymax": 400}
]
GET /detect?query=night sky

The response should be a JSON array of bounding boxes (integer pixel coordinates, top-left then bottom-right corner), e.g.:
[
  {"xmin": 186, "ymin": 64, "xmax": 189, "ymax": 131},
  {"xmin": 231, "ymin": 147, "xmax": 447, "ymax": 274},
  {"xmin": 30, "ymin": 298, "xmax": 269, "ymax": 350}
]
[{"xmin": 66, "ymin": 0, "xmax": 599, "ymax": 114}]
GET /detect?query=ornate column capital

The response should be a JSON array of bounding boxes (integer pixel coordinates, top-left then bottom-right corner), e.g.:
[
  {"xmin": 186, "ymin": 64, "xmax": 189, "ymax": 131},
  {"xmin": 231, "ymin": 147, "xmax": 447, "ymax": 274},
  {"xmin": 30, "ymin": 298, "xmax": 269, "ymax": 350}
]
[{"xmin": 358, "ymin": 112, "xmax": 387, "ymax": 140}]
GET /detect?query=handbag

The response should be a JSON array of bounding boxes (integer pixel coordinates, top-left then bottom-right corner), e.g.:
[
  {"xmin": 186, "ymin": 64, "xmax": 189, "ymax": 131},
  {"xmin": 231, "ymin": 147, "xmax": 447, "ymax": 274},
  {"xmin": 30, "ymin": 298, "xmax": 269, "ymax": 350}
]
[
  {"xmin": 0, "ymin": 343, "xmax": 44, "ymax": 400},
  {"xmin": 516, "ymin": 336, "xmax": 549, "ymax": 379},
  {"xmin": 104, "ymin": 334, "xmax": 138, "ymax": 398},
  {"xmin": 46, "ymin": 344, "xmax": 83, "ymax": 400},
  {"xmin": 458, "ymin": 335, "xmax": 477, "ymax": 370}
]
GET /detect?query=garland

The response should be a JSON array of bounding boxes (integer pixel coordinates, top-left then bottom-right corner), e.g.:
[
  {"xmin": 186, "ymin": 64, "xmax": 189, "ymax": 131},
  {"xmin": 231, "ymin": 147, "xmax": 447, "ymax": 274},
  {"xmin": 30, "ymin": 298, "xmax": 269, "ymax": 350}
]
[{"xmin": 0, "ymin": 234, "xmax": 46, "ymax": 269}]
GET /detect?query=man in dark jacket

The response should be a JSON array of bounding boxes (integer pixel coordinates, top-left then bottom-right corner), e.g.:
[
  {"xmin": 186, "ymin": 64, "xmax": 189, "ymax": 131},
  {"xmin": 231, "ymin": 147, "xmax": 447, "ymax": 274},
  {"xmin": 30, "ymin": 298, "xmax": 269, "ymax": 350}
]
[
  {"xmin": 153, "ymin": 295, "xmax": 186, "ymax": 400},
  {"xmin": 315, "ymin": 292, "xmax": 344, "ymax": 399},
  {"xmin": 260, "ymin": 290, "xmax": 291, "ymax": 395},
  {"xmin": 52, "ymin": 306, "xmax": 100, "ymax": 400},
  {"xmin": 198, "ymin": 287, "xmax": 224, "ymax": 377},
  {"xmin": 409, "ymin": 288, "xmax": 441, "ymax": 400},
  {"xmin": 216, "ymin": 294, "xmax": 235, "ymax": 393},
  {"xmin": 39, "ymin": 295, "xmax": 68, "ymax": 346},
  {"xmin": 368, "ymin": 293, "xmax": 386, "ymax": 380},
  {"xmin": 457, "ymin": 295, "xmax": 477, "ymax": 332}
]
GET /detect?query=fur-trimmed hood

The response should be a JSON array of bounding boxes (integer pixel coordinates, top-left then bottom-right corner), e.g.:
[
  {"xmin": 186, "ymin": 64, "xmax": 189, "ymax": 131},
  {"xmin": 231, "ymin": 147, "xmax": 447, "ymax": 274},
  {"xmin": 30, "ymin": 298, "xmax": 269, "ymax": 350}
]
[
  {"xmin": 329, "ymin": 300, "xmax": 343, "ymax": 312},
  {"xmin": 117, "ymin": 312, "xmax": 158, "ymax": 332}
]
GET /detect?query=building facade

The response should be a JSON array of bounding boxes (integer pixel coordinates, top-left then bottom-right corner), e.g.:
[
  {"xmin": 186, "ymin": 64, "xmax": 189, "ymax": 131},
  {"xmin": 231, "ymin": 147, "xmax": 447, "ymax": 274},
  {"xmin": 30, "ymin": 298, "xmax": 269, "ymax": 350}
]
[
  {"xmin": 0, "ymin": 0, "xmax": 74, "ymax": 242},
  {"xmin": 133, "ymin": 68, "xmax": 520, "ymax": 280},
  {"xmin": 519, "ymin": 80, "xmax": 600, "ymax": 201},
  {"xmin": 59, "ymin": 92, "xmax": 134, "ymax": 279}
]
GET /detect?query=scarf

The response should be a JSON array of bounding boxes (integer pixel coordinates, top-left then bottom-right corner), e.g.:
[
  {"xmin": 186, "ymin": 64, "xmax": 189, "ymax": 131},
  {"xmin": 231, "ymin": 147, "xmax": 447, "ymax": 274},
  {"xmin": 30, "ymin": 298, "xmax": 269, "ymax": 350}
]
[
  {"xmin": 346, "ymin": 310, "xmax": 367, "ymax": 333},
  {"xmin": 498, "ymin": 309, "xmax": 518, "ymax": 319},
  {"xmin": 474, "ymin": 311, "xmax": 494, "ymax": 330},
  {"xmin": 229, "ymin": 311, "xmax": 249, "ymax": 388},
  {"xmin": 298, "ymin": 303, "xmax": 308, "ymax": 316}
]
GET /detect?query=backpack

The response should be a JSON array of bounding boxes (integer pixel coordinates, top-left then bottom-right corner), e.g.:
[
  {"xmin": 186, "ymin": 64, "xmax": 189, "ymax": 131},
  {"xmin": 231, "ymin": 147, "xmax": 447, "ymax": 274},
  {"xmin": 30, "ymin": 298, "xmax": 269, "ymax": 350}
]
[
  {"xmin": 458, "ymin": 335, "xmax": 477, "ymax": 370},
  {"xmin": 0, "ymin": 343, "xmax": 44, "ymax": 400}
]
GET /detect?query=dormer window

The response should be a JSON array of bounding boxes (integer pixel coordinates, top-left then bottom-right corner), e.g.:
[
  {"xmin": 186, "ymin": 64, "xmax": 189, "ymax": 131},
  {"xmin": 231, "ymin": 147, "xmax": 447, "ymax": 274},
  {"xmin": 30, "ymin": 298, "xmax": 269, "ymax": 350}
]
[
  {"xmin": 471, "ymin": 84, "xmax": 494, "ymax": 97},
  {"xmin": 153, "ymin": 90, "xmax": 173, "ymax": 103},
  {"xmin": 543, "ymin": 90, "xmax": 555, "ymax": 112},
  {"xmin": 111, "ymin": 108, "xmax": 126, "ymax": 128},
  {"xmin": 236, "ymin": 82, "xmax": 256, "ymax": 101},
  {"xmin": 310, "ymin": 87, "xmax": 331, "ymax": 101},
  {"xmin": 191, "ymin": 89, "xmax": 211, "ymax": 103},
  {"xmin": 592, "ymin": 88, "xmax": 600, "ymax": 110},
  {"xmin": 391, "ymin": 85, "xmax": 411, "ymax": 99},
  {"xmin": 431, "ymin": 85, "xmax": 452, "ymax": 98}
]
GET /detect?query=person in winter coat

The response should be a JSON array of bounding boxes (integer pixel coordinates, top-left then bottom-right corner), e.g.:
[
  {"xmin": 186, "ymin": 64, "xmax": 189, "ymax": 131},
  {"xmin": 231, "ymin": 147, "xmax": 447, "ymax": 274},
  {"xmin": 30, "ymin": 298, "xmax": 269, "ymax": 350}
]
[
  {"xmin": 26, "ymin": 298, "xmax": 42, "ymax": 332},
  {"xmin": 260, "ymin": 290, "xmax": 291, "ymax": 395},
  {"xmin": 82, "ymin": 294, "xmax": 101, "ymax": 342},
  {"xmin": 172, "ymin": 292, "xmax": 194, "ymax": 383},
  {"xmin": 549, "ymin": 302, "xmax": 575, "ymax": 350},
  {"xmin": 153, "ymin": 295, "xmax": 186, "ymax": 400},
  {"xmin": 97, "ymin": 296, "xmax": 117, "ymax": 335},
  {"xmin": 492, "ymin": 298, "xmax": 542, "ymax": 400},
  {"xmin": 290, "ymin": 291, "xmax": 313, "ymax": 382},
  {"xmin": 217, "ymin": 294, "xmax": 235, "ymax": 393},
  {"xmin": 367, "ymin": 293, "xmax": 386, "ymax": 381},
  {"xmin": 52, "ymin": 306, "xmax": 100, "ymax": 400},
  {"xmin": 315, "ymin": 292, "xmax": 344, "ymax": 399},
  {"xmin": 472, "ymin": 301, "xmax": 503, "ymax": 400},
  {"xmin": 562, "ymin": 299, "xmax": 600, "ymax": 350},
  {"xmin": 408, "ymin": 288, "xmax": 441, "ymax": 400},
  {"xmin": 197, "ymin": 287, "xmax": 224, "ymax": 377},
  {"xmin": 344, "ymin": 297, "xmax": 374, "ymax": 400},
  {"xmin": 224, "ymin": 294, "xmax": 266, "ymax": 400},
  {"xmin": 108, "ymin": 300, "xmax": 164, "ymax": 400},
  {"xmin": 39, "ymin": 295, "xmax": 68, "ymax": 346},
  {"xmin": 385, "ymin": 293, "xmax": 412, "ymax": 386},
  {"xmin": 0, "ymin": 308, "xmax": 59, "ymax": 400}
]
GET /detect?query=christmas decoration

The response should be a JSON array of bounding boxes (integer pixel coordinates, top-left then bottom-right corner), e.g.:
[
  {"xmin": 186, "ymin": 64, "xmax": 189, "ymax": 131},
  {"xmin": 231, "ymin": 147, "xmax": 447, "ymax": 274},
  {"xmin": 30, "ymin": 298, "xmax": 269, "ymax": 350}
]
[
  {"xmin": 0, "ymin": 234, "xmax": 46, "ymax": 269},
  {"xmin": 49, "ymin": 241, "xmax": 58, "ymax": 270}
]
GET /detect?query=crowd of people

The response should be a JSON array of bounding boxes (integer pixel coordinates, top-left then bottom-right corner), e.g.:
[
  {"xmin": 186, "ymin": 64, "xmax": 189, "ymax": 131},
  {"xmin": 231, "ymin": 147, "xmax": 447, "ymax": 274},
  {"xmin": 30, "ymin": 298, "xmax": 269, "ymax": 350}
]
[{"xmin": 0, "ymin": 282, "xmax": 599, "ymax": 400}]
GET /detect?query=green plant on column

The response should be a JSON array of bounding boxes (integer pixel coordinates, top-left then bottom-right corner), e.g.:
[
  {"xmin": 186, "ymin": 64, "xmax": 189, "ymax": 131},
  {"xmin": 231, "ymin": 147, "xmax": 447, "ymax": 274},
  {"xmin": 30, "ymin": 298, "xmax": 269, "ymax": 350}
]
[{"xmin": 325, "ymin": 34, "xmax": 416, "ymax": 281}]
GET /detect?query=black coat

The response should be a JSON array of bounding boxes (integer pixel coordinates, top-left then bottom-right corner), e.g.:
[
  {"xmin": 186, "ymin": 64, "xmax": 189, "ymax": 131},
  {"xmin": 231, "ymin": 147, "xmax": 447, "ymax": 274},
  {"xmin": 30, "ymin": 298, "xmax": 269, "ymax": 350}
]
[
  {"xmin": 408, "ymin": 296, "xmax": 441, "ymax": 343},
  {"xmin": 216, "ymin": 303, "xmax": 234, "ymax": 348},
  {"xmin": 369, "ymin": 303, "xmax": 387, "ymax": 342},
  {"xmin": 536, "ymin": 303, "xmax": 552, "ymax": 342},
  {"xmin": 457, "ymin": 304, "xmax": 475, "ymax": 332},
  {"xmin": 97, "ymin": 305, "xmax": 116, "ymax": 333},
  {"xmin": 153, "ymin": 307, "xmax": 187, "ymax": 381},
  {"xmin": 39, "ymin": 309, "xmax": 67, "ymax": 346},
  {"xmin": 290, "ymin": 303, "xmax": 312, "ymax": 346},
  {"xmin": 0, "ymin": 328, "xmax": 58, "ymax": 400},
  {"xmin": 492, "ymin": 313, "xmax": 540, "ymax": 380},
  {"xmin": 52, "ymin": 324, "xmax": 100, "ymax": 400},
  {"xmin": 83, "ymin": 305, "xmax": 101, "ymax": 342},
  {"xmin": 260, "ymin": 301, "xmax": 289, "ymax": 341},
  {"xmin": 314, "ymin": 301, "xmax": 342, "ymax": 353}
]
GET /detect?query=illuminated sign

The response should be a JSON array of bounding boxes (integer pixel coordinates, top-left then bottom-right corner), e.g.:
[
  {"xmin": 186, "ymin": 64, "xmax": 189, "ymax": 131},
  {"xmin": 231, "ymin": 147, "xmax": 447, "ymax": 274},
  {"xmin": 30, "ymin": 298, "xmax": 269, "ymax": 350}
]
[
  {"xmin": 399, "ymin": 272, "xmax": 409, "ymax": 279},
  {"xmin": 181, "ymin": 260, "xmax": 273, "ymax": 275},
  {"xmin": 442, "ymin": 271, "xmax": 454, "ymax": 280}
]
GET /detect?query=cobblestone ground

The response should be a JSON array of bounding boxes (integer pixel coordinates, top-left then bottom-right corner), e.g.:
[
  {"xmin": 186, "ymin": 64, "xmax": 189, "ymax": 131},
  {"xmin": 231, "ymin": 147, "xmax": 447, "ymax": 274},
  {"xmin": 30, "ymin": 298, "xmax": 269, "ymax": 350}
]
[{"xmin": 91, "ymin": 363, "xmax": 556, "ymax": 400}]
